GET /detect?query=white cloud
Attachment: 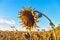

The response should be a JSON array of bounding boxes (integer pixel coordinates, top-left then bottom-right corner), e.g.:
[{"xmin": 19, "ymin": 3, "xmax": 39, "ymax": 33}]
[
  {"xmin": 0, "ymin": 25, "xmax": 12, "ymax": 31},
  {"xmin": 0, "ymin": 18, "xmax": 16, "ymax": 25},
  {"xmin": 0, "ymin": 18, "xmax": 27, "ymax": 31},
  {"xmin": 0, "ymin": 18, "xmax": 17, "ymax": 31}
]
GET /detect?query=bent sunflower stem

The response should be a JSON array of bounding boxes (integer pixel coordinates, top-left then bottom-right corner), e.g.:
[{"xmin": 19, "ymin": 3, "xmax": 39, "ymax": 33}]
[{"xmin": 35, "ymin": 10, "xmax": 57, "ymax": 40}]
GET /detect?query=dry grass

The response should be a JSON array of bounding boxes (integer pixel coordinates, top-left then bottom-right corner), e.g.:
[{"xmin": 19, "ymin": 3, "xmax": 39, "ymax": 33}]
[{"xmin": 0, "ymin": 26, "xmax": 60, "ymax": 40}]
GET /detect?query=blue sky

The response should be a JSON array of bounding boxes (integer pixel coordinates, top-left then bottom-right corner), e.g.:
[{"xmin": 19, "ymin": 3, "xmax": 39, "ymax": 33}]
[{"xmin": 0, "ymin": 0, "xmax": 60, "ymax": 31}]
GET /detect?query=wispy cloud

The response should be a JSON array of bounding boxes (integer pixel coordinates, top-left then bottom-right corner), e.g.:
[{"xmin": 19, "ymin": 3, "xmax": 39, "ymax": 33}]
[
  {"xmin": 0, "ymin": 18, "xmax": 16, "ymax": 25},
  {"xmin": 0, "ymin": 18, "xmax": 17, "ymax": 31},
  {"xmin": 0, "ymin": 18, "xmax": 26, "ymax": 31},
  {"xmin": 0, "ymin": 25, "xmax": 12, "ymax": 31}
]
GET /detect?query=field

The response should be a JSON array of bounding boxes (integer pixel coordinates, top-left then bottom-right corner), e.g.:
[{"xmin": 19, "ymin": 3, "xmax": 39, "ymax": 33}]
[{"xmin": 0, "ymin": 25, "xmax": 60, "ymax": 40}]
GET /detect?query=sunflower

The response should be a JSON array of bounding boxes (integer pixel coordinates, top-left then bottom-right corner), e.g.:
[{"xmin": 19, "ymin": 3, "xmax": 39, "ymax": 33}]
[{"xmin": 19, "ymin": 7, "xmax": 37, "ymax": 30}]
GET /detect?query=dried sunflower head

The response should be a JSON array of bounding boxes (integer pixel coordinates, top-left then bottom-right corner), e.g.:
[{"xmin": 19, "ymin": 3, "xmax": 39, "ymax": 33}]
[{"xmin": 19, "ymin": 7, "xmax": 37, "ymax": 30}]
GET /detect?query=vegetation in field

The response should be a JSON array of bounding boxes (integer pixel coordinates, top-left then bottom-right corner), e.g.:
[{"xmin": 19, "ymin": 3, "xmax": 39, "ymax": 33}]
[{"xmin": 0, "ymin": 24, "xmax": 60, "ymax": 40}]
